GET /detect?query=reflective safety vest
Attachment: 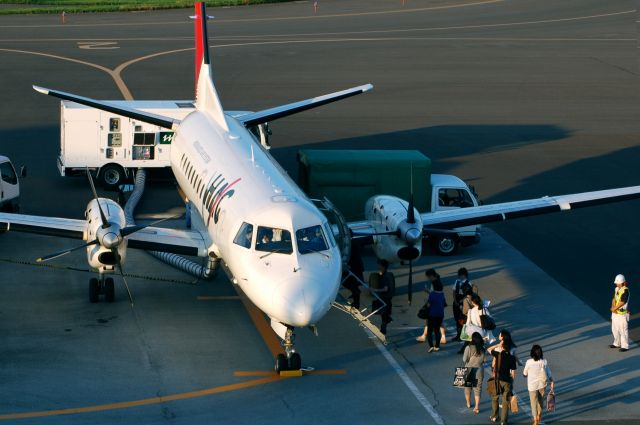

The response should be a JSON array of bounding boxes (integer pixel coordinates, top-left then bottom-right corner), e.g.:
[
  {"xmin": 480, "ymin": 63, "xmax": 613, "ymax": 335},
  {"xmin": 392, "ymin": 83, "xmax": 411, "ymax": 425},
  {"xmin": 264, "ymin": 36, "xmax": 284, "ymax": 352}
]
[{"xmin": 613, "ymin": 287, "xmax": 629, "ymax": 315}]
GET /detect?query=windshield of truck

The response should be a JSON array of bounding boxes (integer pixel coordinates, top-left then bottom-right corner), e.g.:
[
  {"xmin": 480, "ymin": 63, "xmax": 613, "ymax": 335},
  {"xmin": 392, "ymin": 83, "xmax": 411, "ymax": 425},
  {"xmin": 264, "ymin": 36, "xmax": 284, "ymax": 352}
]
[
  {"xmin": 296, "ymin": 225, "xmax": 329, "ymax": 254},
  {"xmin": 438, "ymin": 188, "xmax": 474, "ymax": 208},
  {"xmin": 255, "ymin": 226, "xmax": 293, "ymax": 255},
  {"xmin": 0, "ymin": 161, "xmax": 17, "ymax": 185}
]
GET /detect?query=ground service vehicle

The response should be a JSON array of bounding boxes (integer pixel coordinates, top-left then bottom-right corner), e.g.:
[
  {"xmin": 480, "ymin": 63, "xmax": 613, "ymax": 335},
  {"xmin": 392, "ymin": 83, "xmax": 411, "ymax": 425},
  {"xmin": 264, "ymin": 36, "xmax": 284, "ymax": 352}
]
[
  {"xmin": 0, "ymin": 155, "xmax": 24, "ymax": 212},
  {"xmin": 297, "ymin": 149, "xmax": 481, "ymax": 255},
  {"xmin": 58, "ymin": 101, "xmax": 270, "ymax": 188}
]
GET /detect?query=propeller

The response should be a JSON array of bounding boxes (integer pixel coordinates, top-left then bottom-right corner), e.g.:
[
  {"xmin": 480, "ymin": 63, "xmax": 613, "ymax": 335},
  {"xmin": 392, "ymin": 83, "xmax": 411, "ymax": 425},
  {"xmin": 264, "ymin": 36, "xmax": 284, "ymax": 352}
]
[
  {"xmin": 86, "ymin": 168, "xmax": 109, "ymax": 229},
  {"xmin": 36, "ymin": 240, "xmax": 99, "ymax": 263},
  {"xmin": 114, "ymin": 249, "xmax": 134, "ymax": 307},
  {"xmin": 407, "ymin": 164, "xmax": 415, "ymax": 304}
]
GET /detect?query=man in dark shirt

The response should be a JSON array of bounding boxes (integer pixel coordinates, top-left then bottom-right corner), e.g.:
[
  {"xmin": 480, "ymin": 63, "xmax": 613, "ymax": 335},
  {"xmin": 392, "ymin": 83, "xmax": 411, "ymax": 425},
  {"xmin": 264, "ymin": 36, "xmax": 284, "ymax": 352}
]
[
  {"xmin": 371, "ymin": 259, "xmax": 395, "ymax": 335},
  {"xmin": 490, "ymin": 349, "xmax": 517, "ymax": 424}
]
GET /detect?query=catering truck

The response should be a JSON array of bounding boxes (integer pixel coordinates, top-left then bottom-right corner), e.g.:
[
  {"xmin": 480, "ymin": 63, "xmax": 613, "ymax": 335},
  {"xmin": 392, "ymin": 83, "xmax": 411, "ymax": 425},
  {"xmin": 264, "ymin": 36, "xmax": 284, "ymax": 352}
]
[
  {"xmin": 297, "ymin": 149, "xmax": 481, "ymax": 255},
  {"xmin": 0, "ymin": 155, "xmax": 25, "ymax": 212},
  {"xmin": 58, "ymin": 101, "xmax": 270, "ymax": 188}
]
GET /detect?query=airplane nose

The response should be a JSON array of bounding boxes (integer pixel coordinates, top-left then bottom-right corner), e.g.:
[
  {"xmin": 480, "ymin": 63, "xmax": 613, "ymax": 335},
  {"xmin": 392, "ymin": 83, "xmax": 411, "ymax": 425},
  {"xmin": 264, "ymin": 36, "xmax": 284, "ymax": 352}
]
[{"xmin": 273, "ymin": 276, "xmax": 333, "ymax": 327}]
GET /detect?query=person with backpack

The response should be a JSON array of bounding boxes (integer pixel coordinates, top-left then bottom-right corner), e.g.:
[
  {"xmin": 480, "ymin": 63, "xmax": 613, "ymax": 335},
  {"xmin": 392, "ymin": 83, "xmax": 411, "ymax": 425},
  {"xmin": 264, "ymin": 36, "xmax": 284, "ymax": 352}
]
[
  {"xmin": 371, "ymin": 259, "xmax": 395, "ymax": 335},
  {"xmin": 488, "ymin": 337, "xmax": 518, "ymax": 425},
  {"xmin": 452, "ymin": 267, "xmax": 472, "ymax": 341}
]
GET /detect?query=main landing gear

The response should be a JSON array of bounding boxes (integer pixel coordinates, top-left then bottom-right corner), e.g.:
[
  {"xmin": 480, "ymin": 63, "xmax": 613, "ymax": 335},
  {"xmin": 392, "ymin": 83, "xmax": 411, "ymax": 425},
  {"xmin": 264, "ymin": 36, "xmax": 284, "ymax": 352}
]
[
  {"xmin": 275, "ymin": 327, "xmax": 302, "ymax": 373},
  {"xmin": 89, "ymin": 276, "xmax": 115, "ymax": 303}
]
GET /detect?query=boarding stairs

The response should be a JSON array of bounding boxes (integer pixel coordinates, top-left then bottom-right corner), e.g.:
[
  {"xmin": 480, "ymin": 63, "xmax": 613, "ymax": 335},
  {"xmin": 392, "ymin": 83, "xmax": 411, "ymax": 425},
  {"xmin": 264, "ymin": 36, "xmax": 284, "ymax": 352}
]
[{"xmin": 332, "ymin": 270, "xmax": 388, "ymax": 345}]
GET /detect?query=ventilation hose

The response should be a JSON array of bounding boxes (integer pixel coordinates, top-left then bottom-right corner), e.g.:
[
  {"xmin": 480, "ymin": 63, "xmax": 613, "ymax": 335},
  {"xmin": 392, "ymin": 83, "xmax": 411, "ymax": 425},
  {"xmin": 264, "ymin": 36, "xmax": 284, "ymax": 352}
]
[{"xmin": 124, "ymin": 169, "xmax": 216, "ymax": 279}]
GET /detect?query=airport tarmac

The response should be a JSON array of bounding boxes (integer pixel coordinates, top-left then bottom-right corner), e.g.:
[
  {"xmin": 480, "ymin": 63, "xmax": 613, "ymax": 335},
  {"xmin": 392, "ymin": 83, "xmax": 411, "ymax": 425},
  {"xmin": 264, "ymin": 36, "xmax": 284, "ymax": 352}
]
[{"xmin": 0, "ymin": 0, "xmax": 638, "ymax": 423}]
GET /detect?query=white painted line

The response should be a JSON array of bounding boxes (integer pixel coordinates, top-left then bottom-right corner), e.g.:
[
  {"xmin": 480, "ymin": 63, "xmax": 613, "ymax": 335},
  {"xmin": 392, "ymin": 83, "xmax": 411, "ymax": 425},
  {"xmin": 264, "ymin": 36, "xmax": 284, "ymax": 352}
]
[{"xmin": 369, "ymin": 330, "xmax": 444, "ymax": 425}]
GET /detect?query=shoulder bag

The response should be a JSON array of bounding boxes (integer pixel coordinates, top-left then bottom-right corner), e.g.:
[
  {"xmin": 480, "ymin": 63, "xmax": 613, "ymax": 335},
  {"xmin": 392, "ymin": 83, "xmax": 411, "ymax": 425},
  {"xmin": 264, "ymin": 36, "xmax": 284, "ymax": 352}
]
[{"xmin": 480, "ymin": 307, "xmax": 497, "ymax": 330}]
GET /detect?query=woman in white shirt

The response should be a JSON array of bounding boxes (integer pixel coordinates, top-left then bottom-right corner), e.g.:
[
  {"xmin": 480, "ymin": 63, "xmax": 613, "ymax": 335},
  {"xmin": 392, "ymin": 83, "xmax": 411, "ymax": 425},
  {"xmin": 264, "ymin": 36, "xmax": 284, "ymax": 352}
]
[
  {"xmin": 523, "ymin": 345, "xmax": 554, "ymax": 425},
  {"xmin": 465, "ymin": 294, "xmax": 495, "ymax": 343}
]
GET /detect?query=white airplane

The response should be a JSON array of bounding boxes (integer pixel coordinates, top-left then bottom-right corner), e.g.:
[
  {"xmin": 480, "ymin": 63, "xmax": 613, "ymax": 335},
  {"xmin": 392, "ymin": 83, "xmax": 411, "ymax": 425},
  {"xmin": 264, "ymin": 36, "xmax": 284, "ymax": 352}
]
[{"xmin": 2, "ymin": 2, "xmax": 640, "ymax": 372}]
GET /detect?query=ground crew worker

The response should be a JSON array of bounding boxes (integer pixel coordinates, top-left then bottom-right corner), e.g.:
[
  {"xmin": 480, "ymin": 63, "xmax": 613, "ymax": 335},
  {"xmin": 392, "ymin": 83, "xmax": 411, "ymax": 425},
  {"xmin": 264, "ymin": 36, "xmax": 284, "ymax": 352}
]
[{"xmin": 610, "ymin": 274, "xmax": 630, "ymax": 352}]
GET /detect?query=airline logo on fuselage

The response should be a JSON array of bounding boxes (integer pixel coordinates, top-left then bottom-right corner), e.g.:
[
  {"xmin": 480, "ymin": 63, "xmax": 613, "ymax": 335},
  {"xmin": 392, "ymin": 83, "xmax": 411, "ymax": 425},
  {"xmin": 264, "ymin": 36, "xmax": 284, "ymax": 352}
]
[{"xmin": 205, "ymin": 173, "xmax": 241, "ymax": 226}]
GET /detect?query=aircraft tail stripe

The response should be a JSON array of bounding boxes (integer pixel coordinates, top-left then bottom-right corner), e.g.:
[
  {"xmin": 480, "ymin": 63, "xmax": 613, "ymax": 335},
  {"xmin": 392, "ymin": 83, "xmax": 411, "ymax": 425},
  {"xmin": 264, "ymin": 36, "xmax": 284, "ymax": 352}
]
[{"xmin": 194, "ymin": 2, "xmax": 209, "ymax": 96}]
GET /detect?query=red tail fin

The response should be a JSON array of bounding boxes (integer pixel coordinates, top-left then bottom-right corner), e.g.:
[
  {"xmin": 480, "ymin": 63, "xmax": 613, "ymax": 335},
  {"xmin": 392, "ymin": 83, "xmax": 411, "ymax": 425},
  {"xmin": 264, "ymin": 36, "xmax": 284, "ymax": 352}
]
[{"xmin": 194, "ymin": 2, "xmax": 204, "ymax": 97}]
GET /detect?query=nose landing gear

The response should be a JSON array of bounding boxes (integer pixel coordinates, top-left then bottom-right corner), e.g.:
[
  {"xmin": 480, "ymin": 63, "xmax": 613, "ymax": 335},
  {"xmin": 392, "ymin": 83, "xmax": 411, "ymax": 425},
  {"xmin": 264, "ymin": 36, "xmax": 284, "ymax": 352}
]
[
  {"xmin": 274, "ymin": 327, "xmax": 302, "ymax": 373},
  {"xmin": 89, "ymin": 276, "xmax": 115, "ymax": 303}
]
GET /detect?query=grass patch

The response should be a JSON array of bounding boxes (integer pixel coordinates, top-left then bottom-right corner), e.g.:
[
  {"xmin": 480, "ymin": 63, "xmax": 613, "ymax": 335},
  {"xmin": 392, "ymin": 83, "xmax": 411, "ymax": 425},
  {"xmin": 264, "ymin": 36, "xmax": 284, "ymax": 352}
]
[{"xmin": 0, "ymin": 0, "xmax": 295, "ymax": 14}]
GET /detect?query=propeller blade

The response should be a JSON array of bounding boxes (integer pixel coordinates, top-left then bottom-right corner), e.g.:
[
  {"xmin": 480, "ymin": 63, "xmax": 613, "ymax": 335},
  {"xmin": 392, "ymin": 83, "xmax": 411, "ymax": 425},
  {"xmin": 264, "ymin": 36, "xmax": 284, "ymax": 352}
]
[
  {"xmin": 86, "ymin": 168, "xmax": 109, "ymax": 229},
  {"xmin": 120, "ymin": 215, "xmax": 181, "ymax": 237},
  {"xmin": 36, "ymin": 239, "xmax": 98, "ymax": 263},
  {"xmin": 407, "ymin": 259, "xmax": 413, "ymax": 304},
  {"xmin": 407, "ymin": 163, "xmax": 415, "ymax": 224},
  {"xmin": 114, "ymin": 250, "xmax": 134, "ymax": 307}
]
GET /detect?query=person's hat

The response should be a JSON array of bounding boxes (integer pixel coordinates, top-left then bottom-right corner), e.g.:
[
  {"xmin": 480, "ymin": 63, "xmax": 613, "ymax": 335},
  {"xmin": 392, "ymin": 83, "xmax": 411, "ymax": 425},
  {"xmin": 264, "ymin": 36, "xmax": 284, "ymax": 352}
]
[{"xmin": 614, "ymin": 274, "xmax": 626, "ymax": 285}]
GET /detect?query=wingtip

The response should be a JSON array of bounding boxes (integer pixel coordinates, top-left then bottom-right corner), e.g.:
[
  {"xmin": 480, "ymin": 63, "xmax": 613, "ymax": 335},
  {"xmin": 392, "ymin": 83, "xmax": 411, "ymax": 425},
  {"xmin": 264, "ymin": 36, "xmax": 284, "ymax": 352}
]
[
  {"xmin": 32, "ymin": 85, "xmax": 49, "ymax": 95},
  {"xmin": 362, "ymin": 83, "xmax": 374, "ymax": 92}
]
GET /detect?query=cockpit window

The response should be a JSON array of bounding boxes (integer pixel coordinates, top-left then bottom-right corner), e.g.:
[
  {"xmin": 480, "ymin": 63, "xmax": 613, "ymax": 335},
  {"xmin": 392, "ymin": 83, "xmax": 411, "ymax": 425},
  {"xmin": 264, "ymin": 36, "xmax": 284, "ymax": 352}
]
[
  {"xmin": 233, "ymin": 222, "xmax": 253, "ymax": 249},
  {"xmin": 296, "ymin": 225, "xmax": 329, "ymax": 254},
  {"xmin": 255, "ymin": 226, "xmax": 293, "ymax": 255}
]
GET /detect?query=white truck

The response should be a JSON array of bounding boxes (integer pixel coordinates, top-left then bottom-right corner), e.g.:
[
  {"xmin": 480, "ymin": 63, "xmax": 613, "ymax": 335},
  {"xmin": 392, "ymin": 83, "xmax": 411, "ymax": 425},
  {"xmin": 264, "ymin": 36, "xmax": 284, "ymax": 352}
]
[
  {"xmin": 297, "ymin": 149, "xmax": 481, "ymax": 255},
  {"xmin": 58, "ymin": 100, "xmax": 270, "ymax": 188},
  {"xmin": 0, "ymin": 155, "xmax": 25, "ymax": 212}
]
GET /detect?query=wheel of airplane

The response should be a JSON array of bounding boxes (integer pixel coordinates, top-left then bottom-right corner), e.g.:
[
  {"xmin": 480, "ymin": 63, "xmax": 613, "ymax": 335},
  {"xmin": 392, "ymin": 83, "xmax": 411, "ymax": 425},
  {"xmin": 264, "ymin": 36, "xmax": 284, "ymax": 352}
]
[
  {"xmin": 435, "ymin": 235, "xmax": 458, "ymax": 256},
  {"xmin": 288, "ymin": 352, "xmax": 302, "ymax": 371},
  {"xmin": 275, "ymin": 354, "xmax": 288, "ymax": 373},
  {"xmin": 99, "ymin": 164, "xmax": 125, "ymax": 190},
  {"xmin": 104, "ymin": 278, "xmax": 115, "ymax": 303},
  {"xmin": 89, "ymin": 278, "xmax": 100, "ymax": 303}
]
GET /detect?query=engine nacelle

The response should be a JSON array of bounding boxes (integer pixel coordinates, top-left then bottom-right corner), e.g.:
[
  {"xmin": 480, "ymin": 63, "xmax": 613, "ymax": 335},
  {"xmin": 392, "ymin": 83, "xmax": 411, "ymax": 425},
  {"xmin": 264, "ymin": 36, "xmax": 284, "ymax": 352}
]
[
  {"xmin": 85, "ymin": 198, "xmax": 127, "ymax": 272},
  {"xmin": 365, "ymin": 195, "xmax": 423, "ymax": 263}
]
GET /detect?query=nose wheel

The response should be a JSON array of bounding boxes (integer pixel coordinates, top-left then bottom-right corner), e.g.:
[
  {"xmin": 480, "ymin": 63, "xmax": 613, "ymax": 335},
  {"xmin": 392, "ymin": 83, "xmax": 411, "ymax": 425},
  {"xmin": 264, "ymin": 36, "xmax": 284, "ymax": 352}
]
[
  {"xmin": 274, "ymin": 327, "xmax": 302, "ymax": 373},
  {"xmin": 89, "ymin": 276, "xmax": 115, "ymax": 303}
]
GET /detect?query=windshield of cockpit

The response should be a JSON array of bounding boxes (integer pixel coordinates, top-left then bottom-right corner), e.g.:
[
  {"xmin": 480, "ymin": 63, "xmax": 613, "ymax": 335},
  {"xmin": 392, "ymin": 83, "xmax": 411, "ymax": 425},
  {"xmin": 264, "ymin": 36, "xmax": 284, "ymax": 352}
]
[
  {"xmin": 255, "ymin": 226, "xmax": 293, "ymax": 254},
  {"xmin": 296, "ymin": 225, "xmax": 329, "ymax": 254}
]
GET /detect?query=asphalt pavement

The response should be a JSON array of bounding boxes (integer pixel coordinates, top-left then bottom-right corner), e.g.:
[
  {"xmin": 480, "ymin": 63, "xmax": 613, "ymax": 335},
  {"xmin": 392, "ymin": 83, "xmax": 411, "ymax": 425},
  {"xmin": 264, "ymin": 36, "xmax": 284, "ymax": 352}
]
[{"xmin": 0, "ymin": 0, "xmax": 638, "ymax": 423}]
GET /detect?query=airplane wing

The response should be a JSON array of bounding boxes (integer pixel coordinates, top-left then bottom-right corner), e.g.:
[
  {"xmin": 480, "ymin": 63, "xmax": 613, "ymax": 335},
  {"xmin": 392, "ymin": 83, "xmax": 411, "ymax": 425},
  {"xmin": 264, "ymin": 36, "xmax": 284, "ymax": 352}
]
[
  {"xmin": 237, "ymin": 84, "xmax": 373, "ymax": 127},
  {"xmin": 0, "ymin": 213, "xmax": 207, "ymax": 257},
  {"xmin": 0, "ymin": 212, "xmax": 86, "ymax": 239},
  {"xmin": 421, "ymin": 186, "xmax": 640, "ymax": 230},
  {"xmin": 125, "ymin": 226, "xmax": 208, "ymax": 257},
  {"xmin": 33, "ymin": 86, "xmax": 180, "ymax": 130}
]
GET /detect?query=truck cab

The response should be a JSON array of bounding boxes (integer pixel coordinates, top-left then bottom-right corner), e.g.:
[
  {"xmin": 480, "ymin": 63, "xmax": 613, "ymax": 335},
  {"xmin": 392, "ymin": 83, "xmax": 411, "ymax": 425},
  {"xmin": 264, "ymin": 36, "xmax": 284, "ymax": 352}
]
[
  {"xmin": 430, "ymin": 174, "xmax": 481, "ymax": 255},
  {"xmin": 0, "ymin": 155, "xmax": 22, "ymax": 212}
]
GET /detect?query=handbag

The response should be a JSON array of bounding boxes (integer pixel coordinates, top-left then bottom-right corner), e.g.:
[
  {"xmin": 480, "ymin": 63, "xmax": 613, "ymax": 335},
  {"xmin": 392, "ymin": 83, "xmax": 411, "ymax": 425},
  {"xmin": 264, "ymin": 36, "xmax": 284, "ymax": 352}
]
[
  {"xmin": 460, "ymin": 324, "xmax": 472, "ymax": 341},
  {"xmin": 453, "ymin": 366, "xmax": 470, "ymax": 388},
  {"xmin": 480, "ymin": 307, "xmax": 496, "ymax": 330},
  {"xmin": 547, "ymin": 390, "xmax": 556, "ymax": 412},
  {"xmin": 510, "ymin": 393, "xmax": 519, "ymax": 413},
  {"xmin": 417, "ymin": 304, "xmax": 430, "ymax": 320}
]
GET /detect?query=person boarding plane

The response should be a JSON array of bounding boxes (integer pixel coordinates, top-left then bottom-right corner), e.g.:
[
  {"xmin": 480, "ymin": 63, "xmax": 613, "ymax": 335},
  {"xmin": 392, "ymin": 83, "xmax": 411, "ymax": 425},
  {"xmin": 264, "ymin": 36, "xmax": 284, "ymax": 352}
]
[{"xmin": 1, "ymin": 3, "xmax": 640, "ymax": 373}]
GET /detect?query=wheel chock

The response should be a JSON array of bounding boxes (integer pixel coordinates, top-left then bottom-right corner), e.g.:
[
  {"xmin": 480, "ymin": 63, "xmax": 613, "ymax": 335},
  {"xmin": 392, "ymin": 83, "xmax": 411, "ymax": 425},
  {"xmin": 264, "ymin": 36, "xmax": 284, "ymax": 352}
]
[{"xmin": 279, "ymin": 370, "xmax": 303, "ymax": 377}]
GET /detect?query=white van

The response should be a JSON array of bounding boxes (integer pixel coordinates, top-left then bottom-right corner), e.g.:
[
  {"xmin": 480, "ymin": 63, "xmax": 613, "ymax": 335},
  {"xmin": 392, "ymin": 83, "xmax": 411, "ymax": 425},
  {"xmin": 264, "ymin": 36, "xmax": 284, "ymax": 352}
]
[{"xmin": 0, "ymin": 155, "xmax": 24, "ymax": 212}]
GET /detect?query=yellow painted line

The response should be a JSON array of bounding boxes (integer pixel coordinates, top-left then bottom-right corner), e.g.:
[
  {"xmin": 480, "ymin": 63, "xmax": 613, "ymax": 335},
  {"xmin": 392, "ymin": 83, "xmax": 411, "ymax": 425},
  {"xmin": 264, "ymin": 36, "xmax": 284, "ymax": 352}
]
[
  {"xmin": 234, "ymin": 369, "xmax": 347, "ymax": 377},
  {"xmin": 233, "ymin": 286, "xmax": 283, "ymax": 359},
  {"xmin": 0, "ymin": 375, "xmax": 279, "ymax": 421},
  {"xmin": 197, "ymin": 295, "xmax": 241, "ymax": 301}
]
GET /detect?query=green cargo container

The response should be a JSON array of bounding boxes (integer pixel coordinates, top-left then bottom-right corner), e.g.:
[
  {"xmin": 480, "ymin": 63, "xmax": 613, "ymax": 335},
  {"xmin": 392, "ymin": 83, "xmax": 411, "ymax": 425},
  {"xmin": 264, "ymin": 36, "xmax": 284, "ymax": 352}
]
[{"xmin": 297, "ymin": 150, "xmax": 432, "ymax": 221}]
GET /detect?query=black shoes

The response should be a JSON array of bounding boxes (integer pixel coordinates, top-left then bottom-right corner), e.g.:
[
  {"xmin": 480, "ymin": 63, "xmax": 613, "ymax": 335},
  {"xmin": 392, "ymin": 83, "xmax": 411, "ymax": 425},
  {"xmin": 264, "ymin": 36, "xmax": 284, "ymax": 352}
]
[
  {"xmin": 609, "ymin": 345, "xmax": 620, "ymax": 349},
  {"xmin": 619, "ymin": 348, "xmax": 629, "ymax": 352}
]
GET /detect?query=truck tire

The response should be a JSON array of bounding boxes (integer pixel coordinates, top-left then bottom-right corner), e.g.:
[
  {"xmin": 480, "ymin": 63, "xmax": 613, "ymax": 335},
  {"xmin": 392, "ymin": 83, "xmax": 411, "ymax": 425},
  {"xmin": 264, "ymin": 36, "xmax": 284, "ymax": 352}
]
[
  {"xmin": 99, "ymin": 164, "xmax": 125, "ymax": 189},
  {"xmin": 435, "ymin": 235, "xmax": 458, "ymax": 256}
]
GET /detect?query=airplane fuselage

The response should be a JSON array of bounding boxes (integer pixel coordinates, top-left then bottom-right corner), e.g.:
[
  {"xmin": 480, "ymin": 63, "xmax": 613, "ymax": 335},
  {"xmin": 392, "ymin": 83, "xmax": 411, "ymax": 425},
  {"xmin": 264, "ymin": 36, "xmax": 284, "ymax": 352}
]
[{"xmin": 170, "ymin": 110, "xmax": 342, "ymax": 328}]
